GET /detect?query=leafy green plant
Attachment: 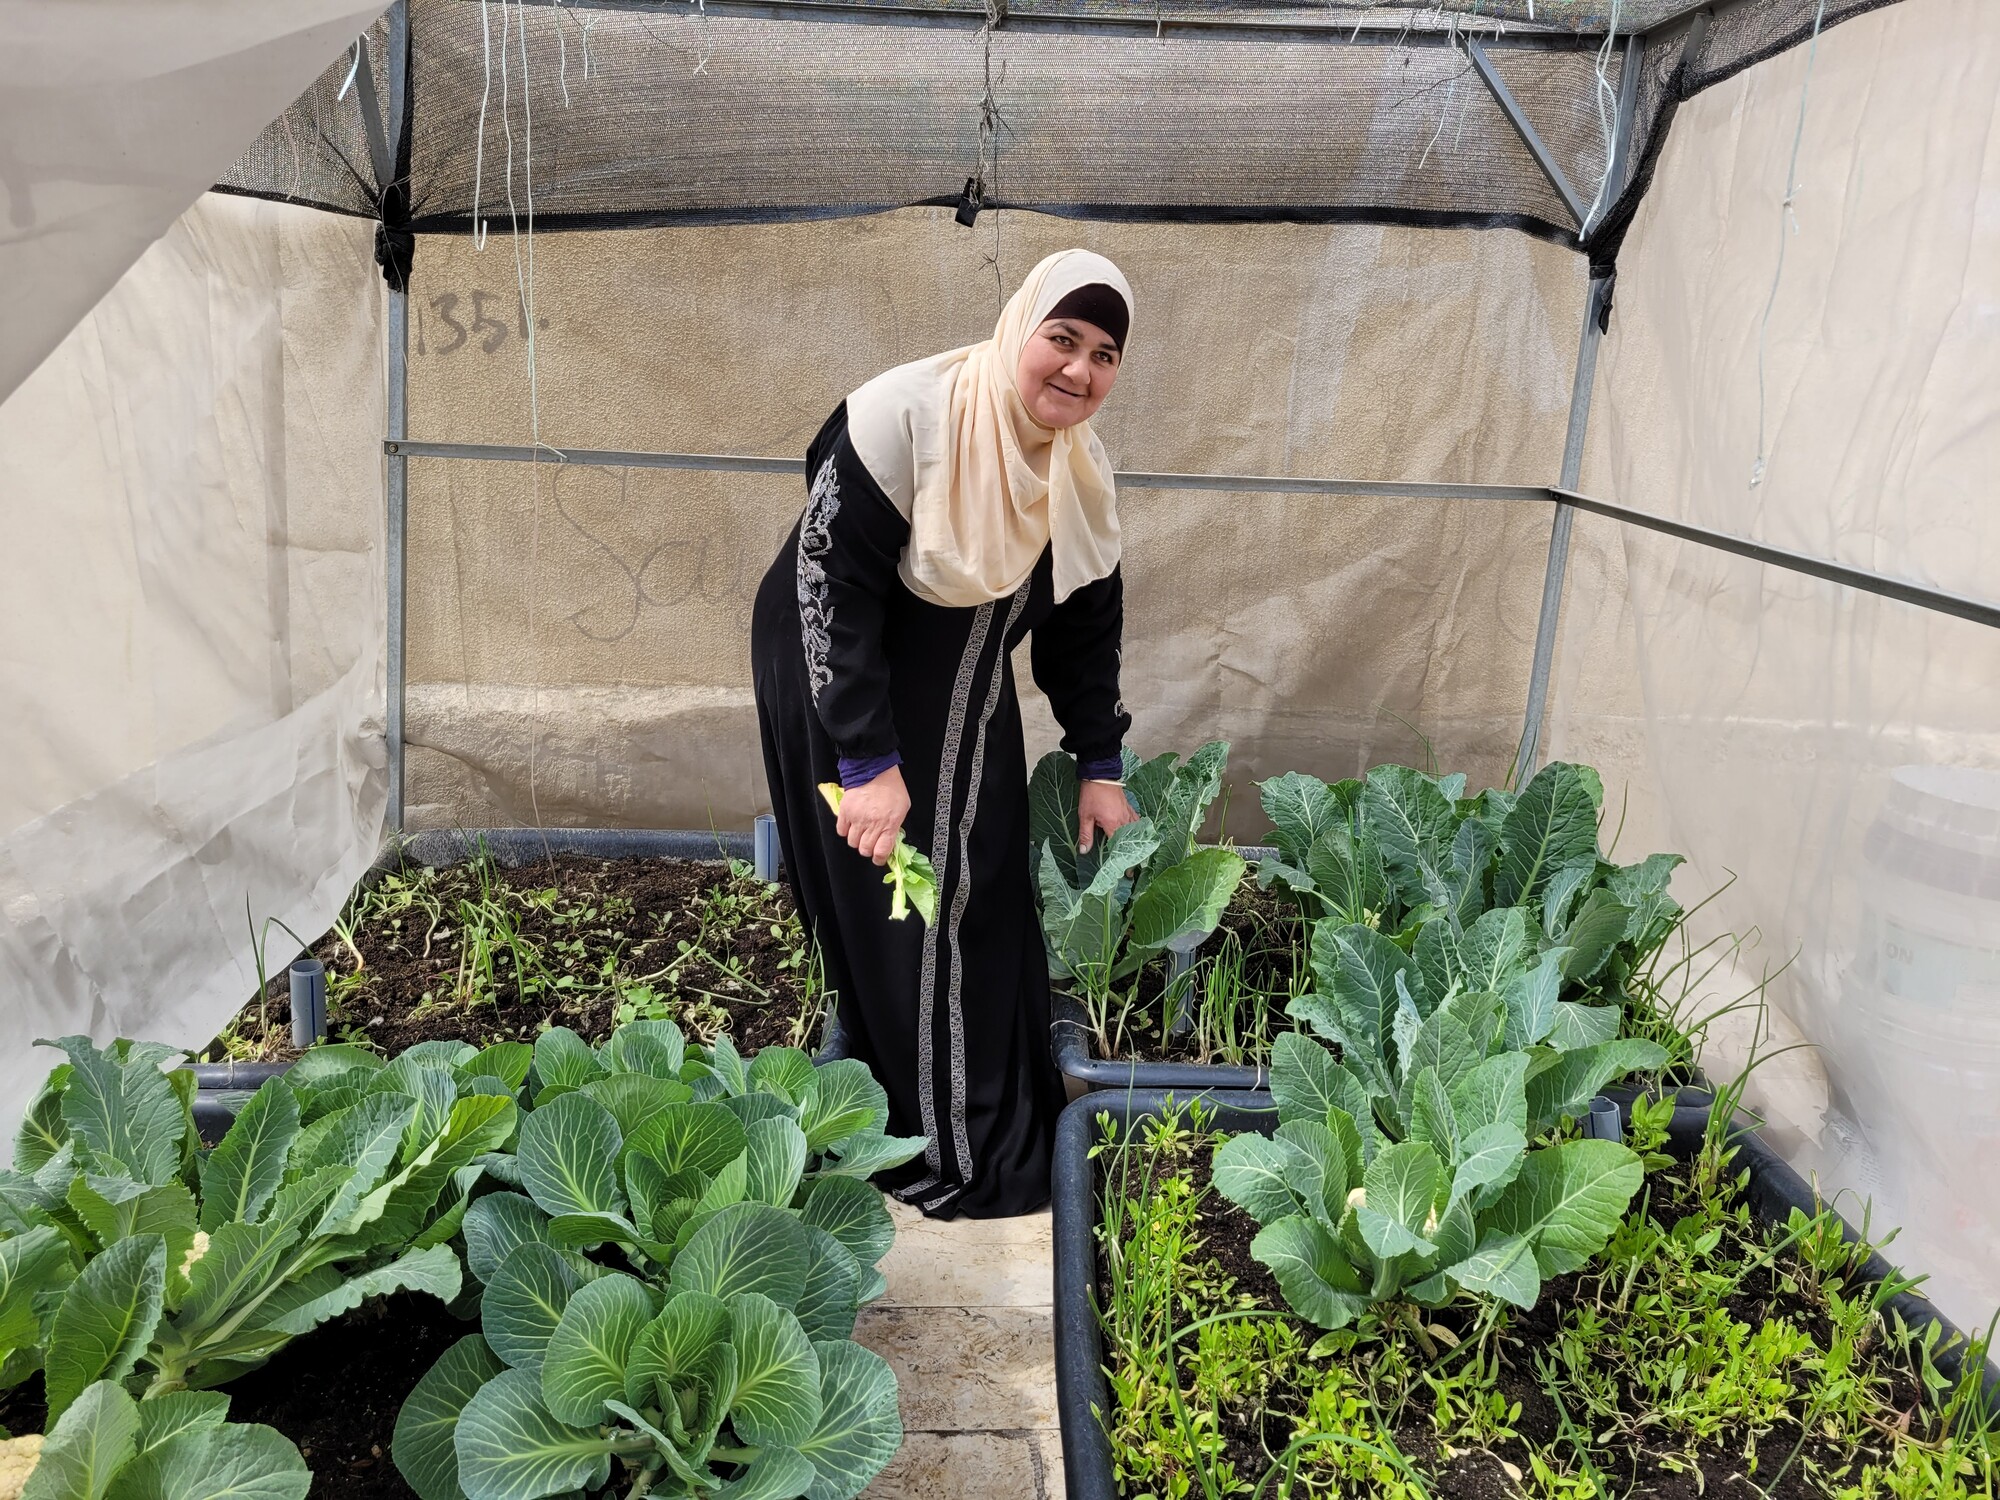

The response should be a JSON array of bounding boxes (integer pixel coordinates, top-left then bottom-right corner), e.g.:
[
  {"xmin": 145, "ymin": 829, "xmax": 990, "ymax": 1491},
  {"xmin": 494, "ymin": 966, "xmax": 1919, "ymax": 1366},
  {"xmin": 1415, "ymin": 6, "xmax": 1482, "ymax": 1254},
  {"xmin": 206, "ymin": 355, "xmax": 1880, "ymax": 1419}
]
[
  {"xmin": 1211, "ymin": 1024, "xmax": 1656, "ymax": 1341},
  {"xmin": 1031, "ymin": 742, "xmax": 1249, "ymax": 1054},
  {"xmin": 2, "ymin": 1380, "xmax": 307, "ymax": 1500},
  {"xmin": 2, "ymin": 1035, "xmax": 518, "ymax": 1413},
  {"xmin": 1259, "ymin": 761, "xmax": 1686, "ymax": 1020},
  {"xmin": 815, "ymin": 784, "xmax": 938, "ymax": 924},
  {"xmin": 392, "ymin": 1019, "xmax": 917, "ymax": 1500}
]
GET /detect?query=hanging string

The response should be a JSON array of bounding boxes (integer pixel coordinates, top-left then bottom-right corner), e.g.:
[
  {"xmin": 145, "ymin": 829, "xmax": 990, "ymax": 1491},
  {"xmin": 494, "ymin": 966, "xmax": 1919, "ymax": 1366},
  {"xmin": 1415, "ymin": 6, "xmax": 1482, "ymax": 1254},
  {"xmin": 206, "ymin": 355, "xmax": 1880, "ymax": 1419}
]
[
  {"xmin": 975, "ymin": 0, "xmax": 1010, "ymax": 308},
  {"xmin": 1750, "ymin": 0, "xmax": 1828, "ymax": 488},
  {"xmin": 695, "ymin": 0, "xmax": 717, "ymax": 77},
  {"xmin": 489, "ymin": 0, "xmax": 556, "ymax": 855},
  {"xmin": 1577, "ymin": 0, "xmax": 1624, "ymax": 236},
  {"xmin": 472, "ymin": 0, "xmax": 495, "ymax": 248},
  {"xmin": 556, "ymin": 0, "xmax": 571, "ymax": 106}
]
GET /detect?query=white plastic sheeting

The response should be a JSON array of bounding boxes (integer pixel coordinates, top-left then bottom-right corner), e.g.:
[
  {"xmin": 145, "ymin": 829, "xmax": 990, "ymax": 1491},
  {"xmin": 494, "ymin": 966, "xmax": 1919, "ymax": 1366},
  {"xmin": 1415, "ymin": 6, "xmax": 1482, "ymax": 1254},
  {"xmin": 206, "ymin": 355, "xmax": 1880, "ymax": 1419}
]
[
  {"xmin": 1551, "ymin": 0, "xmax": 2000, "ymax": 1331},
  {"xmin": 0, "ymin": 194, "xmax": 386, "ymax": 1135},
  {"xmin": 0, "ymin": 0, "xmax": 387, "ymax": 404}
]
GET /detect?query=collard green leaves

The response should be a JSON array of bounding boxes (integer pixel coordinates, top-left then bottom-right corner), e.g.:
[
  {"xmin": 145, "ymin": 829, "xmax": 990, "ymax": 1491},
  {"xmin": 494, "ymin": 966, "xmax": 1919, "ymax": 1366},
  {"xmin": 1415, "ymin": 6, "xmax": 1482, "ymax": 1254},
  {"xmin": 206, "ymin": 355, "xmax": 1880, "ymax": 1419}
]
[
  {"xmin": 1032, "ymin": 742, "xmax": 1246, "ymax": 999},
  {"xmin": 1265, "ymin": 761, "xmax": 1686, "ymax": 1048}
]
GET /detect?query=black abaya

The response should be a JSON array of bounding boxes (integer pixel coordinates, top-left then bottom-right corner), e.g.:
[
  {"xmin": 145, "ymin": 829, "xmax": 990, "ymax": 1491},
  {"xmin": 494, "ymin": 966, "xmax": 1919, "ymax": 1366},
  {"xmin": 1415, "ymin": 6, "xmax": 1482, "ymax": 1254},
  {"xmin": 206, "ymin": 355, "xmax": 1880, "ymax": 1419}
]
[{"xmin": 750, "ymin": 403, "xmax": 1129, "ymax": 1218}]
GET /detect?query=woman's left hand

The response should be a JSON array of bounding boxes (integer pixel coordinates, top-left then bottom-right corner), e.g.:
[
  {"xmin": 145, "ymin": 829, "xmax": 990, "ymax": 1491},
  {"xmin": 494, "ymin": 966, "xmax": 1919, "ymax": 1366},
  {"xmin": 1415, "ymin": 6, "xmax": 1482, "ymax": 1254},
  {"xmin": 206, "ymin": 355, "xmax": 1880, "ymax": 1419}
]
[{"xmin": 1078, "ymin": 779, "xmax": 1138, "ymax": 855}]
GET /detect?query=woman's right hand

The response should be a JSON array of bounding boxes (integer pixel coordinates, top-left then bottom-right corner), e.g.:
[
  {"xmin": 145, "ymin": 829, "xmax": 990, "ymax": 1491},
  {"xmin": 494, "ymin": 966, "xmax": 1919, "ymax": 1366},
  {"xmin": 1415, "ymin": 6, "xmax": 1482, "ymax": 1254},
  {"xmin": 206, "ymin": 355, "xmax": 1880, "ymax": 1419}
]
[{"xmin": 837, "ymin": 766, "xmax": 912, "ymax": 866}]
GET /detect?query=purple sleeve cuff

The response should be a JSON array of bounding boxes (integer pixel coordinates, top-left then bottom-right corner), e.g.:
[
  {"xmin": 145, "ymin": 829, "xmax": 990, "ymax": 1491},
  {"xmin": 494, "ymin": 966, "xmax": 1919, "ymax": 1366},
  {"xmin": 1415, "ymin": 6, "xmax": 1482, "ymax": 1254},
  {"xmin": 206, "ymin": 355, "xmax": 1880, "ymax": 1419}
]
[
  {"xmin": 837, "ymin": 751, "xmax": 902, "ymax": 789},
  {"xmin": 1078, "ymin": 754, "xmax": 1125, "ymax": 783}
]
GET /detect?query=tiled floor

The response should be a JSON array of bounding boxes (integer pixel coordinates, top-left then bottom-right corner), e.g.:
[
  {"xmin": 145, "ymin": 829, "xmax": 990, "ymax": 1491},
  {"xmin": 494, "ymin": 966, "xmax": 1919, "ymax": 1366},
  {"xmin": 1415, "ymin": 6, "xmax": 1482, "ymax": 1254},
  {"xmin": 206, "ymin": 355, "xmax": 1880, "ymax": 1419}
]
[{"xmin": 855, "ymin": 1201, "xmax": 1063, "ymax": 1499}]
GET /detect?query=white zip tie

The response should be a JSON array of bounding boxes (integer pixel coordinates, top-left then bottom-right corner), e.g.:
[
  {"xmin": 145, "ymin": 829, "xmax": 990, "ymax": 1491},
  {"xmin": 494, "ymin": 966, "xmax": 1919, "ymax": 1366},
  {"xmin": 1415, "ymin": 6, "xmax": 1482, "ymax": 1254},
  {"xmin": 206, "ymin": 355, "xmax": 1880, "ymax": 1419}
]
[{"xmin": 338, "ymin": 39, "xmax": 363, "ymax": 101}]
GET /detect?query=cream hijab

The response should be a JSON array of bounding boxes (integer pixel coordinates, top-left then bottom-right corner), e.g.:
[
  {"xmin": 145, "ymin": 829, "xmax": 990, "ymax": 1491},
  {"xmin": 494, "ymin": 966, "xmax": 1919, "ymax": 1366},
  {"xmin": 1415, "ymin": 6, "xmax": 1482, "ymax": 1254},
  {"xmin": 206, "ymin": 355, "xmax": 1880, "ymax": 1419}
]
[{"xmin": 846, "ymin": 249, "xmax": 1131, "ymax": 608}]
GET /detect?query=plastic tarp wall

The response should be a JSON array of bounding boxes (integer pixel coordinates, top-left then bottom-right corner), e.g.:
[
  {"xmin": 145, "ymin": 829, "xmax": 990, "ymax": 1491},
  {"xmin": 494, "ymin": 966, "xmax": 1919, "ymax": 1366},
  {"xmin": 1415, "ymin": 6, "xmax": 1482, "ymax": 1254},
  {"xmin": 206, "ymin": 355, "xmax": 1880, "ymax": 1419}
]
[
  {"xmin": 1549, "ymin": 0, "xmax": 2000, "ymax": 1331},
  {"xmin": 0, "ymin": 194, "xmax": 387, "ymax": 1136},
  {"xmin": 0, "ymin": 0, "xmax": 388, "ymax": 404},
  {"xmin": 402, "ymin": 215, "xmax": 1586, "ymax": 832}
]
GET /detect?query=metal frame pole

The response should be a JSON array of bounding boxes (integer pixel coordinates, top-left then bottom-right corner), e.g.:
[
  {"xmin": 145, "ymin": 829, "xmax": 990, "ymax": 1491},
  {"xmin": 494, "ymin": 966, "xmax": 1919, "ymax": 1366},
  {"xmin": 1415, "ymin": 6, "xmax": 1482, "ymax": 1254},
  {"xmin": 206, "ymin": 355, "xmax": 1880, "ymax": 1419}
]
[
  {"xmin": 387, "ymin": 303, "xmax": 409, "ymax": 833},
  {"xmin": 1468, "ymin": 40, "xmax": 1589, "ymax": 231},
  {"xmin": 1512, "ymin": 35, "xmax": 1642, "ymax": 789},
  {"xmin": 514, "ymin": 0, "xmax": 1606, "ymax": 49},
  {"xmin": 1512, "ymin": 275, "xmax": 1607, "ymax": 790},
  {"xmin": 384, "ymin": 0, "xmax": 410, "ymax": 833}
]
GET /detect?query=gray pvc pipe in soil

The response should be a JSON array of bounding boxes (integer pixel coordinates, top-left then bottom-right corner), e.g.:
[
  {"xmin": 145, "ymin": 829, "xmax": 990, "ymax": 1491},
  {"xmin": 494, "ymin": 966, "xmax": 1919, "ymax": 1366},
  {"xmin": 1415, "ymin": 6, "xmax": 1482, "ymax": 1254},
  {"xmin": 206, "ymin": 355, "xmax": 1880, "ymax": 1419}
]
[{"xmin": 1050, "ymin": 1090, "xmax": 1998, "ymax": 1500}]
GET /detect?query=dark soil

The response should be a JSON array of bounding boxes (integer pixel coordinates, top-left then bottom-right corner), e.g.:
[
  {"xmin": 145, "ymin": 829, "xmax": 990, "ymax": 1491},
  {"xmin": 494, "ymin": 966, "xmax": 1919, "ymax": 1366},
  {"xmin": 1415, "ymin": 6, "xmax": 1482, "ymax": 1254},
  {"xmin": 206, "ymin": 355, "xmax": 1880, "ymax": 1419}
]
[
  {"xmin": 0, "ymin": 1294, "xmax": 461, "ymax": 1500},
  {"xmin": 1093, "ymin": 881, "xmax": 1306, "ymax": 1067},
  {"xmin": 206, "ymin": 856, "xmax": 821, "ymax": 1063},
  {"xmin": 1097, "ymin": 1140, "xmax": 1934, "ymax": 1500},
  {"xmin": 0, "ymin": 1373, "xmax": 45, "ymax": 1439},
  {"xmin": 221, "ymin": 1292, "xmax": 469, "ymax": 1500}
]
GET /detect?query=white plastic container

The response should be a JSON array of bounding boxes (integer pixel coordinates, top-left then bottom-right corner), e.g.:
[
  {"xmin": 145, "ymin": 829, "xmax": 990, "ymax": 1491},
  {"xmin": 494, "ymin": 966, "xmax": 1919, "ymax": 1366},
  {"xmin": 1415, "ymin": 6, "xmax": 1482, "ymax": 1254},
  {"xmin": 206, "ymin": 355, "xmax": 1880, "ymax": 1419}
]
[{"xmin": 1851, "ymin": 766, "xmax": 2000, "ymax": 1244}]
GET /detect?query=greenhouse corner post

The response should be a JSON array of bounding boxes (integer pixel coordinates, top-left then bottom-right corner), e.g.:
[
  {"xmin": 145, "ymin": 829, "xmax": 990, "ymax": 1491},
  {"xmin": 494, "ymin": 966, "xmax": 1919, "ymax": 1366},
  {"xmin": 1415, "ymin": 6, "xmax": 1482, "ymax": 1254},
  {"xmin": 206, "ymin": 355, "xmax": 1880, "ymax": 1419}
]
[
  {"xmin": 385, "ymin": 0, "xmax": 410, "ymax": 833},
  {"xmin": 1513, "ymin": 34, "xmax": 1644, "ymax": 792}
]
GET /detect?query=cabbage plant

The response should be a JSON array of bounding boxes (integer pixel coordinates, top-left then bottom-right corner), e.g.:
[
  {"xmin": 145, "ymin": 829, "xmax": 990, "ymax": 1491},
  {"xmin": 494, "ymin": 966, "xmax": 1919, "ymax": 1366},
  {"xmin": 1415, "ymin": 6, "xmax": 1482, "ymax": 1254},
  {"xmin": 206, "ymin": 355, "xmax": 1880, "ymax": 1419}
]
[
  {"xmin": 1212, "ymin": 1006, "xmax": 1656, "ymax": 1341},
  {"xmin": 392, "ymin": 1021, "xmax": 916, "ymax": 1500},
  {"xmin": 2, "ymin": 1036, "xmax": 511, "ymax": 1417},
  {"xmin": 5, "ymin": 1380, "xmax": 307, "ymax": 1500},
  {"xmin": 1031, "ymin": 742, "xmax": 1248, "ymax": 1040}
]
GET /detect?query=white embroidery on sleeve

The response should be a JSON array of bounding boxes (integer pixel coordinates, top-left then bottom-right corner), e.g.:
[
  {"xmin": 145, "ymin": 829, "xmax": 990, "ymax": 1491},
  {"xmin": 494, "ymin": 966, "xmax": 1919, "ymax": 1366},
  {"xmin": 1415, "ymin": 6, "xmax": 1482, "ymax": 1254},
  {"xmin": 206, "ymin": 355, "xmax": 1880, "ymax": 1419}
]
[{"xmin": 797, "ymin": 455, "xmax": 842, "ymax": 700}]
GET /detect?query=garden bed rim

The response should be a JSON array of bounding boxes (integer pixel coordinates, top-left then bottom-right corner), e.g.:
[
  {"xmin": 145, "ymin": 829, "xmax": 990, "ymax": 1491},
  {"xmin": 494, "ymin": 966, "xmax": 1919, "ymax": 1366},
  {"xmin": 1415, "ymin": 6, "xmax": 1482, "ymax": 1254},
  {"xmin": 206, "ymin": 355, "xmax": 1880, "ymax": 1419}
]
[{"xmin": 1050, "ymin": 993, "xmax": 1272, "ymax": 1091}]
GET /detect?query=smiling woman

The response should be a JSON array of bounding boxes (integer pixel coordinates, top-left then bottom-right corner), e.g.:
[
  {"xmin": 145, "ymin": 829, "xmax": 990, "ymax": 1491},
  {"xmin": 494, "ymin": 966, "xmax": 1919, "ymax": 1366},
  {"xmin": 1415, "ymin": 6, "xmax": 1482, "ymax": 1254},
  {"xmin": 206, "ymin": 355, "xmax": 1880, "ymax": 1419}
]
[
  {"xmin": 1017, "ymin": 294, "xmax": 1128, "ymax": 429},
  {"xmin": 749, "ymin": 250, "xmax": 1138, "ymax": 1219}
]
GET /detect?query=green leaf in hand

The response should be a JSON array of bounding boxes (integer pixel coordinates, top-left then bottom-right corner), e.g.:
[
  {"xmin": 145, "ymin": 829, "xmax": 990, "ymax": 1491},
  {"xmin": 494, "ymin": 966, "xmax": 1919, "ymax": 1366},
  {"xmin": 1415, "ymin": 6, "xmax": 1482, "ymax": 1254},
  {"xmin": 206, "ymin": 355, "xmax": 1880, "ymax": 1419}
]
[{"xmin": 818, "ymin": 784, "xmax": 939, "ymax": 926}]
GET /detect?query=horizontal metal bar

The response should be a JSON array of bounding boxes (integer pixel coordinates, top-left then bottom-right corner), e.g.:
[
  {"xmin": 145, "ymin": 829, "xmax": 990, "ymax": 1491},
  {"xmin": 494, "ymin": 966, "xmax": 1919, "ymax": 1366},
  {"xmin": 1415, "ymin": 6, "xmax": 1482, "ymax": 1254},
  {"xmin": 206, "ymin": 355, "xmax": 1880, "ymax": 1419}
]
[
  {"xmin": 385, "ymin": 439, "xmax": 1546, "ymax": 500},
  {"xmin": 1116, "ymin": 472, "xmax": 1547, "ymax": 501},
  {"xmin": 382, "ymin": 439, "xmax": 1999, "ymax": 629},
  {"xmin": 495, "ymin": 0, "xmax": 1609, "ymax": 48},
  {"xmin": 1554, "ymin": 489, "xmax": 2000, "ymax": 632},
  {"xmin": 385, "ymin": 439, "xmax": 806, "ymax": 474},
  {"xmin": 1468, "ymin": 39, "xmax": 1588, "ymax": 230}
]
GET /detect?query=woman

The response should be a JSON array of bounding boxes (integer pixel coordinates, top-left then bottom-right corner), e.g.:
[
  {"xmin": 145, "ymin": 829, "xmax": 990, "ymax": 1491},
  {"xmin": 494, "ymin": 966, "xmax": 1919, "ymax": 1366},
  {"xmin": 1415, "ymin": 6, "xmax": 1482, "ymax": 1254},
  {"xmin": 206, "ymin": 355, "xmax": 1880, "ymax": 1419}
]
[{"xmin": 751, "ymin": 249, "xmax": 1139, "ymax": 1218}]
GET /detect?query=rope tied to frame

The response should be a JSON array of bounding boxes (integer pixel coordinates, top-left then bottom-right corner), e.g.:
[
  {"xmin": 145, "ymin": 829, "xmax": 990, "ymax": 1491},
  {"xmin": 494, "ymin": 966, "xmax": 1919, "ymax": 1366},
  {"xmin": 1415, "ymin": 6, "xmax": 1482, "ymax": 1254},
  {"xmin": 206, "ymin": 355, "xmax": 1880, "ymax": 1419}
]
[{"xmin": 955, "ymin": 0, "xmax": 1008, "ymax": 231}]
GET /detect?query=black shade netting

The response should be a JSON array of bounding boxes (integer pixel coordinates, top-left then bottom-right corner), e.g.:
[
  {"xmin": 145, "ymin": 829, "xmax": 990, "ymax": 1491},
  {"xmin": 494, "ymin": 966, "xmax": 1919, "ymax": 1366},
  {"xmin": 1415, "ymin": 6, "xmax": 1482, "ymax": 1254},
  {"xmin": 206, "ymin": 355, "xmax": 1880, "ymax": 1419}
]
[{"xmin": 213, "ymin": 0, "xmax": 1904, "ymax": 261}]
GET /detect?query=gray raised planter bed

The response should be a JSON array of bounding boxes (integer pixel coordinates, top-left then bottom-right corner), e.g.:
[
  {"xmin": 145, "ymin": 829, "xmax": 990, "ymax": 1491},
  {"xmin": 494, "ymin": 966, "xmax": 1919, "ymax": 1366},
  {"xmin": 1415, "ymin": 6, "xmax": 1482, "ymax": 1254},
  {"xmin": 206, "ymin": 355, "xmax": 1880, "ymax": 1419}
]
[
  {"xmin": 185, "ymin": 825, "xmax": 825, "ymax": 1141},
  {"xmin": 1048, "ymin": 845, "xmax": 1281, "ymax": 1092},
  {"xmin": 1052, "ymin": 1088, "xmax": 1999, "ymax": 1500}
]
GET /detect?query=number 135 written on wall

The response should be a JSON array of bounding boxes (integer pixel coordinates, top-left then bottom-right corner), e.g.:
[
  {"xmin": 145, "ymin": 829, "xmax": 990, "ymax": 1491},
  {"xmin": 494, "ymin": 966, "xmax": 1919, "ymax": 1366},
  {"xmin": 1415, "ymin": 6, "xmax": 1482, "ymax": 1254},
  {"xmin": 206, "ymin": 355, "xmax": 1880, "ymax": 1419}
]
[{"xmin": 418, "ymin": 290, "xmax": 549, "ymax": 355}]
